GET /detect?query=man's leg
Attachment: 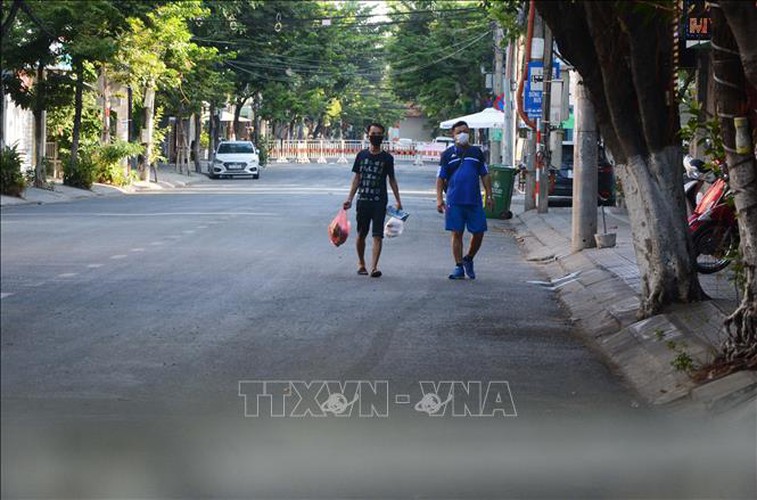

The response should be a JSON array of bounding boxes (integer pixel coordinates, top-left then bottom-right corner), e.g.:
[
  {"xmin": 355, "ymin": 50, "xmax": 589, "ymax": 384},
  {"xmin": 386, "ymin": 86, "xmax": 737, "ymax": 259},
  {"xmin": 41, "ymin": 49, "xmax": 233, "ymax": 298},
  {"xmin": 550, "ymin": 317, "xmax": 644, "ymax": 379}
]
[
  {"xmin": 356, "ymin": 235, "xmax": 367, "ymax": 270},
  {"xmin": 451, "ymin": 231, "xmax": 464, "ymax": 264},
  {"xmin": 368, "ymin": 203, "xmax": 386, "ymax": 276},
  {"xmin": 462, "ymin": 205, "xmax": 487, "ymax": 279},
  {"xmin": 445, "ymin": 204, "xmax": 466, "ymax": 279},
  {"xmin": 467, "ymin": 232, "xmax": 484, "ymax": 259},
  {"xmin": 448, "ymin": 231, "xmax": 466, "ymax": 279},
  {"xmin": 371, "ymin": 236, "xmax": 383, "ymax": 273}
]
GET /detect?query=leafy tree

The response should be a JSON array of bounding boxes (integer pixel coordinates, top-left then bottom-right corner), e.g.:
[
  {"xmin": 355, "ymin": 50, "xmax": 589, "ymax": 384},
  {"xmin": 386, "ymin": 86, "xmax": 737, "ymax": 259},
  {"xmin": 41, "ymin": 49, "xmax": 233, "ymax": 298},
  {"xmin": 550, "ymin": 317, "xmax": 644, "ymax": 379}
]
[
  {"xmin": 528, "ymin": 1, "xmax": 703, "ymax": 317},
  {"xmin": 386, "ymin": 0, "xmax": 492, "ymax": 136},
  {"xmin": 196, "ymin": 0, "xmax": 404, "ymax": 141},
  {"xmin": 527, "ymin": 1, "xmax": 756, "ymax": 366},
  {"xmin": 1, "ymin": 0, "xmax": 73, "ymax": 186},
  {"xmin": 160, "ymin": 42, "xmax": 232, "ymax": 171},
  {"xmin": 113, "ymin": 0, "xmax": 206, "ymax": 179},
  {"xmin": 40, "ymin": 0, "xmax": 133, "ymax": 182}
]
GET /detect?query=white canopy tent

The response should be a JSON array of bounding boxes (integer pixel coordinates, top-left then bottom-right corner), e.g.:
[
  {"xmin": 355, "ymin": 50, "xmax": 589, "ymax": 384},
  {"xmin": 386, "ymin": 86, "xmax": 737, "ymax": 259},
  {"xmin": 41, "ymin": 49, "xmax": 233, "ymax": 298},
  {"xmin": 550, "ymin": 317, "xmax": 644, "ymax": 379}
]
[
  {"xmin": 439, "ymin": 107, "xmax": 505, "ymax": 129},
  {"xmin": 201, "ymin": 111, "xmax": 251, "ymax": 122}
]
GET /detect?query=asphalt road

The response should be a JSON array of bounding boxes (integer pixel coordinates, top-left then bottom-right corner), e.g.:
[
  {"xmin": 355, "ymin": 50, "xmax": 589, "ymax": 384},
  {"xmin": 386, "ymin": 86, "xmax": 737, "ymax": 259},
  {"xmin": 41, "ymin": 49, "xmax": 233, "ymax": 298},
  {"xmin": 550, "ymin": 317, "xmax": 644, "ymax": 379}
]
[{"xmin": 2, "ymin": 163, "xmax": 753, "ymax": 498}]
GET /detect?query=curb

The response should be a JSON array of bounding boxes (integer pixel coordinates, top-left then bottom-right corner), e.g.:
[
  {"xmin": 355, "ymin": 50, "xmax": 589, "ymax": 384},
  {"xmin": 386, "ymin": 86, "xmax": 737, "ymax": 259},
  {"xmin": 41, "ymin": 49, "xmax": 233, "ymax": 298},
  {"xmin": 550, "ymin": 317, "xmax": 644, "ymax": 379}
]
[
  {"xmin": 1, "ymin": 170, "xmax": 209, "ymax": 207},
  {"xmin": 505, "ymin": 212, "xmax": 756, "ymax": 418}
]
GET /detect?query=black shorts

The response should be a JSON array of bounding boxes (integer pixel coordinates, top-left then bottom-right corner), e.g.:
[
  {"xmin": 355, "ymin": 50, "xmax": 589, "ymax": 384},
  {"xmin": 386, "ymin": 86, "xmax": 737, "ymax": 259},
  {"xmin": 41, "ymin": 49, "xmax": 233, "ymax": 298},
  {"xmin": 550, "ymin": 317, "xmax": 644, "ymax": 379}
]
[{"xmin": 356, "ymin": 201, "xmax": 386, "ymax": 239}]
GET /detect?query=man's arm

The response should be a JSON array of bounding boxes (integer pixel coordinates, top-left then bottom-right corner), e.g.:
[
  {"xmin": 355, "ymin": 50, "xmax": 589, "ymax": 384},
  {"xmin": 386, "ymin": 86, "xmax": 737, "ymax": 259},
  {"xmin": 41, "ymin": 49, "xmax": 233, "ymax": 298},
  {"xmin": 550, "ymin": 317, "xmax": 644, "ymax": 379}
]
[
  {"xmin": 389, "ymin": 177, "xmax": 402, "ymax": 210},
  {"xmin": 481, "ymin": 173, "xmax": 493, "ymax": 209},
  {"xmin": 343, "ymin": 173, "xmax": 361, "ymax": 209},
  {"xmin": 436, "ymin": 177, "xmax": 446, "ymax": 213}
]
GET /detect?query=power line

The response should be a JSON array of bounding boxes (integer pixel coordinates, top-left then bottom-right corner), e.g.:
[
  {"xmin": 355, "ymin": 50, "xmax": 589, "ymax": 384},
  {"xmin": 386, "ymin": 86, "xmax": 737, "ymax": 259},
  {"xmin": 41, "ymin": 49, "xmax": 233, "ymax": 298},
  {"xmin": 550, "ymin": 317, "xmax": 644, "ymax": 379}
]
[
  {"xmin": 224, "ymin": 29, "xmax": 491, "ymax": 83},
  {"xmin": 227, "ymin": 29, "xmax": 488, "ymax": 74}
]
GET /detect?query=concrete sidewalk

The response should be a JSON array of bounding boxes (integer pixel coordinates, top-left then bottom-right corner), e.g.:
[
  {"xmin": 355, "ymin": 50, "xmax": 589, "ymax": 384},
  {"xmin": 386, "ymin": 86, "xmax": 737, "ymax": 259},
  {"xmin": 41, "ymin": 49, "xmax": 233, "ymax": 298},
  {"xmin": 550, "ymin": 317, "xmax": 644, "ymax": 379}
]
[
  {"xmin": 0, "ymin": 163, "xmax": 213, "ymax": 207},
  {"xmin": 497, "ymin": 204, "xmax": 755, "ymax": 419}
]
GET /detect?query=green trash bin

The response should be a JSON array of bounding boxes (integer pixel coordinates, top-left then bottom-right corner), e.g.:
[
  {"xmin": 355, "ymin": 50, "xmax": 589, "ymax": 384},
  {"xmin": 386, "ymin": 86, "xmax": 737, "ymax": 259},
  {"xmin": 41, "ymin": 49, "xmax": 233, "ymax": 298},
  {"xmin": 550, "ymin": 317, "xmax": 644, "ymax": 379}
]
[{"xmin": 484, "ymin": 164, "xmax": 516, "ymax": 220}]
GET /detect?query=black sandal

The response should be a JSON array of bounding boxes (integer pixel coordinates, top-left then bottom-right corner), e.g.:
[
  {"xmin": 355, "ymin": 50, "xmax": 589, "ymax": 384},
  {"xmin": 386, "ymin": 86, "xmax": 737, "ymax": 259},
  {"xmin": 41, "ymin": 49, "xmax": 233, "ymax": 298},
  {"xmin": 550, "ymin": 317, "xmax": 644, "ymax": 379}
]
[
  {"xmin": 357, "ymin": 267, "xmax": 368, "ymax": 275},
  {"xmin": 370, "ymin": 270, "xmax": 382, "ymax": 278}
]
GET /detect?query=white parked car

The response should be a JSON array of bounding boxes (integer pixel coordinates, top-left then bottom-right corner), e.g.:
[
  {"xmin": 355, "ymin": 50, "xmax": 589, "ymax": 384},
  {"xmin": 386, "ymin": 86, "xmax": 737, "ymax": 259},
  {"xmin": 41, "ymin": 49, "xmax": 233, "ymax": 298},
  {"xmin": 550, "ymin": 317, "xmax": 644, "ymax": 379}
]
[{"xmin": 210, "ymin": 141, "xmax": 260, "ymax": 179}]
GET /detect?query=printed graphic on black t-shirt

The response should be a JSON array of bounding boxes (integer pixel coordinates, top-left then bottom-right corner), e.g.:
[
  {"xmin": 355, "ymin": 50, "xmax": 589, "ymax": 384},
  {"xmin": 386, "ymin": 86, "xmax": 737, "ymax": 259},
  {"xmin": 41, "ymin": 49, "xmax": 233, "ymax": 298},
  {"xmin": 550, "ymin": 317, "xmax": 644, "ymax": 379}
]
[{"xmin": 352, "ymin": 150, "xmax": 395, "ymax": 203}]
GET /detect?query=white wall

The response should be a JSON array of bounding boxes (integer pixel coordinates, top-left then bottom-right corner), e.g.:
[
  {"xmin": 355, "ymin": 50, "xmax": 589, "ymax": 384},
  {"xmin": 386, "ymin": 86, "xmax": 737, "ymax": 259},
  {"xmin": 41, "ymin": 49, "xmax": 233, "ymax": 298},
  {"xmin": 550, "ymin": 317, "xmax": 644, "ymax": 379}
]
[{"xmin": 3, "ymin": 94, "xmax": 34, "ymax": 171}]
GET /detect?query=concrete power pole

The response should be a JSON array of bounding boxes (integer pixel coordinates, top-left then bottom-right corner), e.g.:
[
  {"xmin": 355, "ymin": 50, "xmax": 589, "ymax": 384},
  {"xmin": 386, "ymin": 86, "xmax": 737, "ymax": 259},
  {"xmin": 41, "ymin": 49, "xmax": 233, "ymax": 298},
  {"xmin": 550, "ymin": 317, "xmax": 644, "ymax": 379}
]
[
  {"xmin": 571, "ymin": 77, "xmax": 598, "ymax": 250},
  {"xmin": 523, "ymin": 15, "xmax": 543, "ymax": 211},
  {"xmin": 502, "ymin": 43, "xmax": 514, "ymax": 167},
  {"xmin": 537, "ymin": 24, "xmax": 553, "ymax": 214},
  {"xmin": 490, "ymin": 25, "xmax": 504, "ymax": 166}
]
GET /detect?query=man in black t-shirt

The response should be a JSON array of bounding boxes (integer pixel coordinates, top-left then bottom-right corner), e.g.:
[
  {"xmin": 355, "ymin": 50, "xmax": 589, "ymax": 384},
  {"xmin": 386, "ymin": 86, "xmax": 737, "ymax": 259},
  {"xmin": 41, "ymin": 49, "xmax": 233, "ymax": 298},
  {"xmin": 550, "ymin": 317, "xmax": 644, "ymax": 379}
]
[{"xmin": 343, "ymin": 123, "xmax": 403, "ymax": 278}]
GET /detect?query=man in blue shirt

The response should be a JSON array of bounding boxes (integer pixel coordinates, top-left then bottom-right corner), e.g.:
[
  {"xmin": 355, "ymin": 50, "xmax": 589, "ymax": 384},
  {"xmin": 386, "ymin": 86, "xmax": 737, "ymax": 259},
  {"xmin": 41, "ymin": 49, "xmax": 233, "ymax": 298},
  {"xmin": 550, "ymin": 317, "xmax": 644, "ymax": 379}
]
[{"xmin": 436, "ymin": 121, "xmax": 493, "ymax": 280}]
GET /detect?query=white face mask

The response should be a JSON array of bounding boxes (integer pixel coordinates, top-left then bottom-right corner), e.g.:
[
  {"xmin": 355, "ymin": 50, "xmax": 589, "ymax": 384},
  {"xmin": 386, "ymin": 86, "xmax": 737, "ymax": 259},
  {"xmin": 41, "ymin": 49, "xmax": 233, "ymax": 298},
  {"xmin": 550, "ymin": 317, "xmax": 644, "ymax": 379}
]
[{"xmin": 456, "ymin": 132, "xmax": 470, "ymax": 145}]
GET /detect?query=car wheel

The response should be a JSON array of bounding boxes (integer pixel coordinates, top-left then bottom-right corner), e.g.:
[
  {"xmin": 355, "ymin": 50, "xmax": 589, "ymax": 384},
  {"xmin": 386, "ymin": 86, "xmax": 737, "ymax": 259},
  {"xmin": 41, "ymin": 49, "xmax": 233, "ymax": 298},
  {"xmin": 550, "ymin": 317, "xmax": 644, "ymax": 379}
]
[{"xmin": 253, "ymin": 174, "xmax": 259, "ymax": 179}]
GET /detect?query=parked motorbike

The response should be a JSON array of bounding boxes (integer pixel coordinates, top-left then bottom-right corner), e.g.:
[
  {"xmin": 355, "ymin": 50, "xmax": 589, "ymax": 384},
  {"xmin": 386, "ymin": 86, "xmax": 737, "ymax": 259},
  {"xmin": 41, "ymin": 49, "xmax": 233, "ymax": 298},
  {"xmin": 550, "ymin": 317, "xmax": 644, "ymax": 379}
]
[
  {"xmin": 683, "ymin": 155, "xmax": 713, "ymax": 215},
  {"xmin": 685, "ymin": 156, "xmax": 739, "ymax": 274}
]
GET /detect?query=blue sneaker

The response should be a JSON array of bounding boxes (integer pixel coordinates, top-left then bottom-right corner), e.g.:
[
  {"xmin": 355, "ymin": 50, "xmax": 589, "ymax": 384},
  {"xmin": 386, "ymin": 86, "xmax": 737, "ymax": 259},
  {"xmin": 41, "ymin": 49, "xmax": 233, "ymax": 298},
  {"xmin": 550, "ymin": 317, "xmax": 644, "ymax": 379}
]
[
  {"xmin": 448, "ymin": 265, "xmax": 465, "ymax": 280},
  {"xmin": 462, "ymin": 256, "xmax": 475, "ymax": 279}
]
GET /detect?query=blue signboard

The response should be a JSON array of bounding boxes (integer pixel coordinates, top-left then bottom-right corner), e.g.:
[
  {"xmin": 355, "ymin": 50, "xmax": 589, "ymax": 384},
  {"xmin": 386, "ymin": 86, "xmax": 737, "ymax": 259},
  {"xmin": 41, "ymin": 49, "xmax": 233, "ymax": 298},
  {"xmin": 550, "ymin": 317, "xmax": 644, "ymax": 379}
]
[{"xmin": 524, "ymin": 61, "xmax": 560, "ymax": 119}]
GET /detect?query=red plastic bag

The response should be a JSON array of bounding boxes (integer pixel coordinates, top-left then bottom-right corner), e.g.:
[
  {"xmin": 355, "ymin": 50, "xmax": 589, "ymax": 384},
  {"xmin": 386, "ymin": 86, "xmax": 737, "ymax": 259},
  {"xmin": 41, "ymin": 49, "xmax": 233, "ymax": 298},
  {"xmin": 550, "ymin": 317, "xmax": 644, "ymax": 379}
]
[{"xmin": 328, "ymin": 208, "xmax": 351, "ymax": 247}]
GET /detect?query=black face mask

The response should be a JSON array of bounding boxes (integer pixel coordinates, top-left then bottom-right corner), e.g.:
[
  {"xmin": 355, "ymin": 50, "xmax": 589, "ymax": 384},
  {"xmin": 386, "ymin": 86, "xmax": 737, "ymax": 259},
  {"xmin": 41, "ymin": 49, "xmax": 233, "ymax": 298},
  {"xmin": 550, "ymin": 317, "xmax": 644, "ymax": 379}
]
[{"xmin": 369, "ymin": 135, "xmax": 384, "ymax": 147}]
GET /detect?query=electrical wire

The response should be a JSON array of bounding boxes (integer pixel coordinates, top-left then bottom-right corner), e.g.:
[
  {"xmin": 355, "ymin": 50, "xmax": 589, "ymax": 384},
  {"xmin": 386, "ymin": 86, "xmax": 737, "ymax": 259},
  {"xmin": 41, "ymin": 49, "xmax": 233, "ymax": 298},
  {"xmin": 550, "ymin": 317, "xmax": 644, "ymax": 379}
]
[
  {"xmin": 224, "ymin": 29, "xmax": 491, "ymax": 83},
  {"xmin": 223, "ymin": 27, "xmax": 490, "ymax": 77}
]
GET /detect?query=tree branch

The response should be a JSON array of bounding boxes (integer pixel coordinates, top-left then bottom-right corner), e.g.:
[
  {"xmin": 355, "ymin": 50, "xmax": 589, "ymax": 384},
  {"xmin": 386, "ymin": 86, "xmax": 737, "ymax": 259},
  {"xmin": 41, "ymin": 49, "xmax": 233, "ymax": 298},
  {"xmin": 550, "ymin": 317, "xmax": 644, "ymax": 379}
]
[
  {"xmin": 1, "ymin": 0, "xmax": 21, "ymax": 40},
  {"xmin": 619, "ymin": 5, "xmax": 678, "ymax": 152},
  {"xmin": 584, "ymin": 1, "xmax": 645, "ymax": 159},
  {"xmin": 535, "ymin": 0, "xmax": 624, "ymax": 162},
  {"xmin": 718, "ymin": 0, "xmax": 757, "ymax": 91}
]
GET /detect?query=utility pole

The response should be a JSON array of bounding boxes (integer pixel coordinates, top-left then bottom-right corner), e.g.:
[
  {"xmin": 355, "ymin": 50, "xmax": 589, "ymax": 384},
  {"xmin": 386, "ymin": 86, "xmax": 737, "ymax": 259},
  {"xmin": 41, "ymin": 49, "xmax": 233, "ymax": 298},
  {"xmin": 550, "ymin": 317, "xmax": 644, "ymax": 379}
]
[
  {"xmin": 524, "ymin": 13, "xmax": 544, "ymax": 212},
  {"xmin": 571, "ymin": 77, "xmax": 598, "ymax": 250},
  {"xmin": 490, "ymin": 24, "xmax": 503, "ymax": 166},
  {"xmin": 537, "ymin": 23, "xmax": 553, "ymax": 214},
  {"xmin": 502, "ymin": 43, "xmax": 514, "ymax": 167}
]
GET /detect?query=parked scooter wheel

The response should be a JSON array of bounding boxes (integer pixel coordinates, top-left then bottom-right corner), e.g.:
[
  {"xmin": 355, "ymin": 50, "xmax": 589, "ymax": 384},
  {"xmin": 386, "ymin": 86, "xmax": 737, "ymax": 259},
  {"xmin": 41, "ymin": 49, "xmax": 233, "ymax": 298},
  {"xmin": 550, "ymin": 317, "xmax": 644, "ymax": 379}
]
[{"xmin": 692, "ymin": 222, "xmax": 737, "ymax": 274}]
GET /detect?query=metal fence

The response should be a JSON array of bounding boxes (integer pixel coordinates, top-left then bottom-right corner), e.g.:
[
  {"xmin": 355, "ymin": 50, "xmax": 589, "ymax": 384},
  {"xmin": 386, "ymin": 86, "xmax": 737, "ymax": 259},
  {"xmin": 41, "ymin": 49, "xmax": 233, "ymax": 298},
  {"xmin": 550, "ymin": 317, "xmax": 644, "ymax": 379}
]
[{"xmin": 267, "ymin": 139, "xmax": 457, "ymax": 165}]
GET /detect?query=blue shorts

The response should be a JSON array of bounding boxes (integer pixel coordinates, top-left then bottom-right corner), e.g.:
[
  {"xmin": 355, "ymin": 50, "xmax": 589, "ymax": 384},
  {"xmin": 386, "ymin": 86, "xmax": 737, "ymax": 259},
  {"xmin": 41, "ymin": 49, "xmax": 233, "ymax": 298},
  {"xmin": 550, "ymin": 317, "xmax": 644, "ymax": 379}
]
[{"xmin": 445, "ymin": 204, "xmax": 487, "ymax": 233}]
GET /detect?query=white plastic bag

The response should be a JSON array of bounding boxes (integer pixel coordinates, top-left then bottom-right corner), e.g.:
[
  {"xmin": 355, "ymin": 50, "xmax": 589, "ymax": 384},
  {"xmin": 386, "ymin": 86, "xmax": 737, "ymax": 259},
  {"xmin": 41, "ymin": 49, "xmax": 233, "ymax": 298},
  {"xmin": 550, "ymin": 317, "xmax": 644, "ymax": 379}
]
[{"xmin": 384, "ymin": 216, "xmax": 405, "ymax": 238}]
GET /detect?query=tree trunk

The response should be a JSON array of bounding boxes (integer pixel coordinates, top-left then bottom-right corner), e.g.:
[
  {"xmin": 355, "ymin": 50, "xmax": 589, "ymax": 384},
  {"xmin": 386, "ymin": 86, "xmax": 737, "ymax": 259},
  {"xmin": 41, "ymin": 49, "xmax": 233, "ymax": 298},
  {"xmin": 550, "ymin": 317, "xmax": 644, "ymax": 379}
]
[
  {"xmin": 312, "ymin": 118, "xmax": 324, "ymax": 139},
  {"xmin": 1, "ymin": 61, "xmax": 6, "ymax": 149},
  {"xmin": 233, "ymin": 97, "xmax": 247, "ymax": 140},
  {"xmin": 193, "ymin": 112, "xmax": 201, "ymax": 172},
  {"xmin": 33, "ymin": 62, "xmax": 46, "ymax": 187},
  {"xmin": 208, "ymin": 103, "xmax": 216, "ymax": 158},
  {"xmin": 616, "ymin": 148, "xmax": 703, "ymax": 316},
  {"xmin": 139, "ymin": 84, "xmax": 155, "ymax": 181},
  {"xmin": 536, "ymin": 0, "xmax": 704, "ymax": 317},
  {"xmin": 174, "ymin": 118, "xmax": 182, "ymax": 173},
  {"xmin": 100, "ymin": 66, "xmax": 110, "ymax": 144},
  {"xmin": 69, "ymin": 58, "xmax": 84, "ymax": 176},
  {"xmin": 712, "ymin": 3, "xmax": 757, "ymax": 364}
]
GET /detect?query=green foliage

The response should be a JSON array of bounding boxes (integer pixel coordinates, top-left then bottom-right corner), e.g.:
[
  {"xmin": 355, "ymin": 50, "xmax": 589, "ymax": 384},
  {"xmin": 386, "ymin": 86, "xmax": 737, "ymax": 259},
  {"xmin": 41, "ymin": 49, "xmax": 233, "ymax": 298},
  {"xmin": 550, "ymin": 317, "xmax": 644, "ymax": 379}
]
[
  {"xmin": 0, "ymin": 145, "xmax": 26, "ymax": 197},
  {"xmin": 386, "ymin": 1, "xmax": 493, "ymax": 134},
  {"xmin": 63, "ymin": 150, "xmax": 97, "ymax": 189},
  {"xmin": 114, "ymin": 1, "xmax": 207, "ymax": 98},
  {"xmin": 47, "ymin": 81, "xmax": 102, "ymax": 150},
  {"xmin": 150, "ymin": 107, "xmax": 169, "ymax": 166},
  {"xmin": 257, "ymin": 137, "xmax": 275, "ymax": 167},
  {"xmin": 671, "ymin": 351, "xmax": 696, "ymax": 373},
  {"xmin": 664, "ymin": 339, "xmax": 699, "ymax": 374},
  {"xmin": 199, "ymin": 0, "xmax": 405, "ymax": 139},
  {"xmin": 480, "ymin": 0, "xmax": 524, "ymax": 40},
  {"xmin": 92, "ymin": 140, "xmax": 144, "ymax": 186}
]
